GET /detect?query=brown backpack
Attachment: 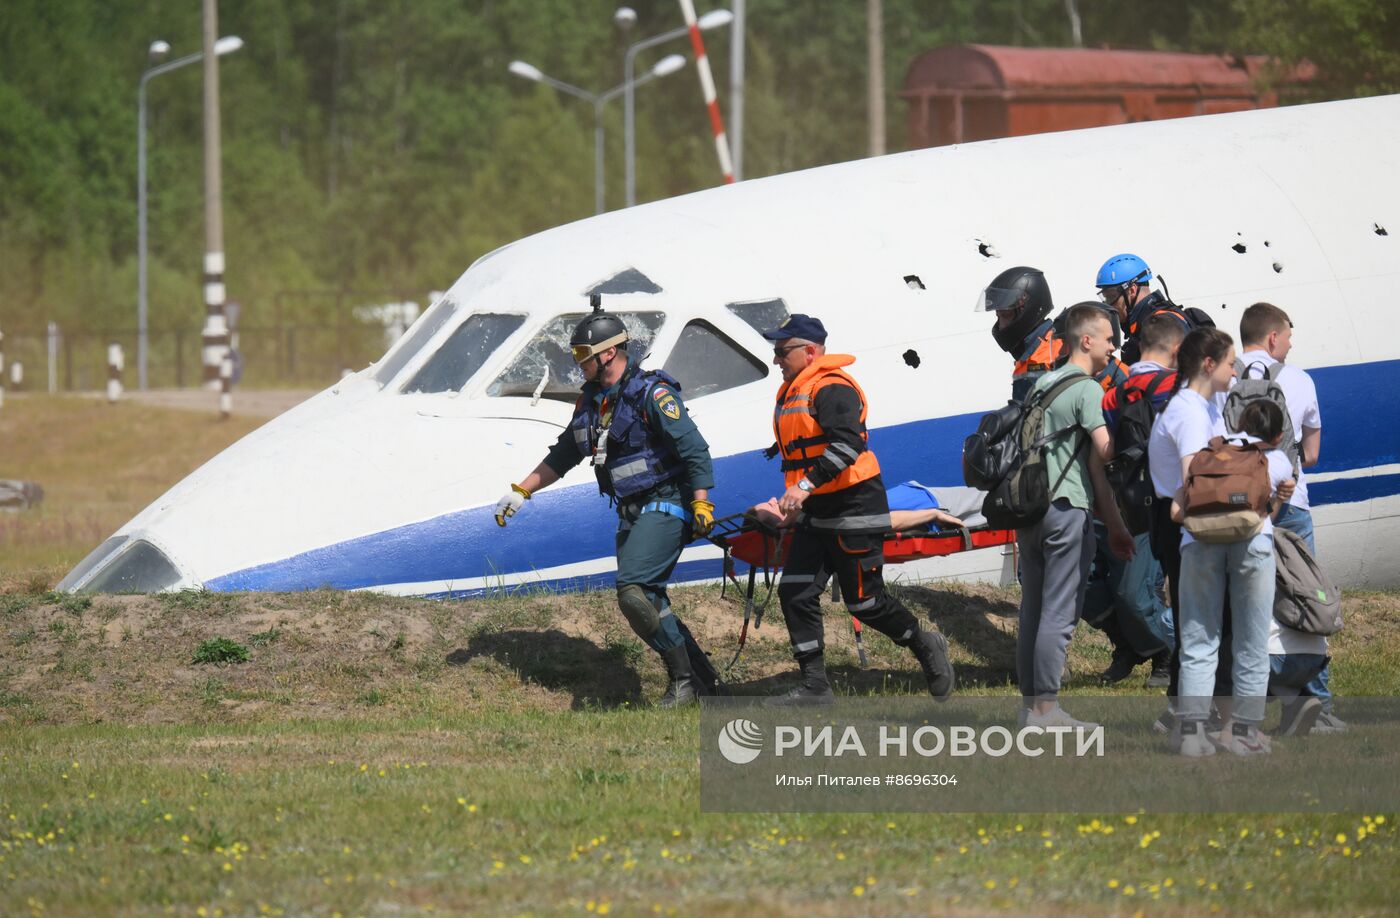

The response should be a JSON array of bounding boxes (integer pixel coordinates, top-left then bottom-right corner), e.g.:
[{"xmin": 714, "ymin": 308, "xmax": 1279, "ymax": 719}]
[{"xmin": 1182, "ymin": 435, "xmax": 1272, "ymax": 543}]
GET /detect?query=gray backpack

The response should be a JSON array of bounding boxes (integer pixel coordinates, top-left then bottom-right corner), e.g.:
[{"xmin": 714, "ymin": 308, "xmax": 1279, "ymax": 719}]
[
  {"xmin": 1273, "ymin": 528, "xmax": 1342, "ymax": 635},
  {"xmin": 1224, "ymin": 359, "xmax": 1300, "ymax": 474}
]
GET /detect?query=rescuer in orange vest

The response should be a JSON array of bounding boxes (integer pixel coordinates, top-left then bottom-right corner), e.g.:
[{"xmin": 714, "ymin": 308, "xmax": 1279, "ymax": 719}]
[
  {"xmin": 761, "ymin": 314, "xmax": 955, "ymax": 706},
  {"xmin": 980, "ymin": 266, "xmax": 1063, "ymax": 402}
]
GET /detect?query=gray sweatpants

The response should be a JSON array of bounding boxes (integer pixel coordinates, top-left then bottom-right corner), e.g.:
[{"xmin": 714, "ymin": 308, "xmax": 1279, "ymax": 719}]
[{"xmin": 1017, "ymin": 498, "xmax": 1094, "ymax": 701}]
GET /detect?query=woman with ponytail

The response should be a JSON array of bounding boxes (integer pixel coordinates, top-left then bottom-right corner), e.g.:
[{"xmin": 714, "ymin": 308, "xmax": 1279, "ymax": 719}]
[{"xmin": 1147, "ymin": 327, "xmax": 1289, "ymax": 757}]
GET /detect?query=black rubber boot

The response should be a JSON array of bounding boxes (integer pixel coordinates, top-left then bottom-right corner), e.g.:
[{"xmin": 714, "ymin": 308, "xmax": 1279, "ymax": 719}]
[
  {"xmin": 1145, "ymin": 649, "xmax": 1171, "ymax": 689},
  {"xmin": 765, "ymin": 652, "xmax": 834, "ymax": 707},
  {"xmin": 1099, "ymin": 646, "xmax": 1142, "ymax": 685},
  {"xmin": 656, "ymin": 643, "xmax": 698, "ymax": 709},
  {"xmin": 909, "ymin": 629, "xmax": 955, "ymax": 701}
]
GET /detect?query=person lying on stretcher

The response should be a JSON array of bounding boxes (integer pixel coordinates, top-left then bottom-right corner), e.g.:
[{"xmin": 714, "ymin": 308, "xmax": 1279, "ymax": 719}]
[{"xmin": 746, "ymin": 481, "xmax": 979, "ymax": 533}]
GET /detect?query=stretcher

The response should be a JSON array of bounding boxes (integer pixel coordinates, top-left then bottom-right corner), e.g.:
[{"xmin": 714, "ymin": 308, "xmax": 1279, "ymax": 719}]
[{"xmin": 706, "ymin": 513, "xmax": 1016, "ymax": 670}]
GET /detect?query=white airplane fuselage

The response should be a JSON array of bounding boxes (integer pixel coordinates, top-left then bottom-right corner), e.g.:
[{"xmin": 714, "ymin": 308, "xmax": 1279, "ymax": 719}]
[{"xmin": 60, "ymin": 94, "xmax": 1400, "ymax": 595}]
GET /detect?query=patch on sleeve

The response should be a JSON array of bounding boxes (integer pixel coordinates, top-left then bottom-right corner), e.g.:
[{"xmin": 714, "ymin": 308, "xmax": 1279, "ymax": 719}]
[
  {"xmin": 659, "ymin": 396, "xmax": 681, "ymax": 420},
  {"xmin": 652, "ymin": 386, "xmax": 673, "ymax": 401}
]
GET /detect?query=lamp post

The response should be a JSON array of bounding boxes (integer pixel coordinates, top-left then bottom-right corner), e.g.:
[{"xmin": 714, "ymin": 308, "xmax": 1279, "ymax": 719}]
[
  {"xmin": 137, "ymin": 34, "xmax": 243, "ymax": 391},
  {"xmin": 508, "ymin": 54, "xmax": 685, "ymax": 215},
  {"xmin": 623, "ymin": 8, "xmax": 732, "ymax": 208}
]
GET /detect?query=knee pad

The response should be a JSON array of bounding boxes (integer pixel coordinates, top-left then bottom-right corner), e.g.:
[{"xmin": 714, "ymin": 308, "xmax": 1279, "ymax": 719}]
[{"xmin": 617, "ymin": 584, "xmax": 661, "ymax": 640}]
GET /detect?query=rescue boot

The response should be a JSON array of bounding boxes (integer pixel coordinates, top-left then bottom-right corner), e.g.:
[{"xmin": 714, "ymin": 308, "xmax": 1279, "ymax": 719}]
[
  {"xmin": 909, "ymin": 629, "xmax": 956, "ymax": 701},
  {"xmin": 766, "ymin": 653, "xmax": 834, "ymax": 707},
  {"xmin": 656, "ymin": 644, "xmax": 698, "ymax": 709},
  {"xmin": 1145, "ymin": 649, "xmax": 1171, "ymax": 689},
  {"xmin": 1098, "ymin": 646, "xmax": 1142, "ymax": 685}
]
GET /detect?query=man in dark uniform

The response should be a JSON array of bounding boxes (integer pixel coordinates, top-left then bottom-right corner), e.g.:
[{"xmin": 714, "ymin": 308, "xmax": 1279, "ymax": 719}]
[
  {"xmin": 762, "ymin": 314, "xmax": 955, "ymax": 706},
  {"xmin": 495, "ymin": 302, "xmax": 718, "ymax": 708}
]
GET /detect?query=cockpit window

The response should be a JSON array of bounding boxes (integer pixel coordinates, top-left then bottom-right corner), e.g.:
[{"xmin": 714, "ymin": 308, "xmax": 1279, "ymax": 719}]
[
  {"xmin": 403, "ymin": 313, "xmax": 526, "ymax": 393},
  {"xmin": 662, "ymin": 320, "xmax": 768, "ymax": 398},
  {"xmin": 725, "ymin": 299, "xmax": 789, "ymax": 336},
  {"xmin": 372, "ymin": 296, "xmax": 457, "ymax": 386},
  {"xmin": 487, "ymin": 312, "xmax": 664, "ymax": 401},
  {"xmin": 56, "ymin": 536, "xmax": 128, "ymax": 592},
  {"xmin": 80, "ymin": 540, "xmax": 183, "ymax": 594},
  {"xmin": 586, "ymin": 267, "xmax": 662, "ymax": 296}
]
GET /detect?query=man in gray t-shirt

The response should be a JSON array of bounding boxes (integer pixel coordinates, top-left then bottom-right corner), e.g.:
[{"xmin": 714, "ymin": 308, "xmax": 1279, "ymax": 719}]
[{"xmin": 1017, "ymin": 303, "xmax": 1134, "ymax": 729}]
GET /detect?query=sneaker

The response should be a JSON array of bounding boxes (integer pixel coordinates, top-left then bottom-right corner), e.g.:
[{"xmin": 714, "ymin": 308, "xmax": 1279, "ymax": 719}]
[
  {"xmin": 1176, "ymin": 719, "xmax": 1216, "ymax": 758},
  {"xmin": 1277, "ymin": 697, "xmax": 1323, "ymax": 737},
  {"xmin": 1026, "ymin": 705, "xmax": 1099, "ymax": 730},
  {"xmin": 1098, "ymin": 649, "xmax": 1140, "ymax": 685},
  {"xmin": 1152, "ymin": 708, "xmax": 1176, "ymax": 735},
  {"xmin": 1312, "ymin": 712, "xmax": 1349, "ymax": 734},
  {"xmin": 1217, "ymin": 722, "xmax": 1270, "ymax": 756}
]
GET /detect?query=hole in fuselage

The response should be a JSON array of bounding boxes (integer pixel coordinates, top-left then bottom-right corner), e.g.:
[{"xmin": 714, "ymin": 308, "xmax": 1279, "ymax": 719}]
[
  {"xmin": 903, "ymin": 275, "xmax": 925, "ymax": 290},
  {"xmin": 1232, "ymin": 243, "xmax": 1247, "ymax": 254},
  {"xmin": 1377, "ymin": 223, "xmax": 1390, "ymax": 236},
  {"xmin": 903, "ymin": 349, "xmax": 921, "ymax": 369}
]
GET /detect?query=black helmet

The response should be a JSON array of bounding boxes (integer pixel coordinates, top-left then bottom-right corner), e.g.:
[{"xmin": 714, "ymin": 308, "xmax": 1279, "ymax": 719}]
[
  {"xmin": 981, "ymin": 266, "xmax": 1054, "ymax": 355},
  {"xmin": 569, "ymin": 296, "xmax": 629, "ymax": 364}
]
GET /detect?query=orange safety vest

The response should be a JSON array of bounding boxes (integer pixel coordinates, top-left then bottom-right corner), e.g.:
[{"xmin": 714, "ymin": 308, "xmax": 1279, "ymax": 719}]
[
  {"xmin": 773, "ymin": 354, "xmax": 881, "ymax": 495},
  {"xmin": 1013, "ymin": 327, "xmax": 1064, "ymax": 380}
]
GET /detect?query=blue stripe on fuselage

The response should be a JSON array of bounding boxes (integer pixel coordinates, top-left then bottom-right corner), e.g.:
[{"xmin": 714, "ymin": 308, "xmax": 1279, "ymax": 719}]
[{"xmin": 205, "ymin": 358, "xmax": 1400, "ymax": 592}]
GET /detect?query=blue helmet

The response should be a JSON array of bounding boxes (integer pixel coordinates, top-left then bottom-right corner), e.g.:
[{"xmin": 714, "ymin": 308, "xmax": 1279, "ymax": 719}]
[{"xmin": 1095, "ymin": 253, "xmax": 1152, "ymax": 288}]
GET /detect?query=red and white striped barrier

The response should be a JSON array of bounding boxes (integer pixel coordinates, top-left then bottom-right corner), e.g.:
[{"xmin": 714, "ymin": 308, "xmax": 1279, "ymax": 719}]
[
  {"xmin": 107, "ymin": 343, "xmax": 125, "ymax": 404},
  {"xmin": 678, "ymin": 0, "xmax": 734, "ymax": 184}
]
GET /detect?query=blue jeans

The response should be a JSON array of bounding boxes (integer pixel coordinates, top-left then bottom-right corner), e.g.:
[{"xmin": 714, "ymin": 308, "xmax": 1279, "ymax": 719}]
[
  {"xmin": 1269, "ymin": 653, "xmax": 1328, "ymax": 697},
  {"xmin": 1084, "ymin": 526, "xmax": 1174, "ymax": 657},
  {"xmin": 1274, "ymin": 505, "xmax": 1332, "ymax": 711},
  {"xmin": 1178, "ymin": 533, "xmax": 1275, "ymax": 725}
]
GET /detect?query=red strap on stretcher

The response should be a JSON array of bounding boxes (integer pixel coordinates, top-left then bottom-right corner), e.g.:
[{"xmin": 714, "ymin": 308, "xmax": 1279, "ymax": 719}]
[{"xmin": 724, "ymin": 526, "xmax": 1015, "ymax": 569}]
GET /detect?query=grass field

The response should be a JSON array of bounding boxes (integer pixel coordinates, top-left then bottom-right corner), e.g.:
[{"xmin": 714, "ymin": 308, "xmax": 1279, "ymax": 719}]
[{"xmin": 2, "ymin": 395, "xmax": 1398, "ymax": 915}]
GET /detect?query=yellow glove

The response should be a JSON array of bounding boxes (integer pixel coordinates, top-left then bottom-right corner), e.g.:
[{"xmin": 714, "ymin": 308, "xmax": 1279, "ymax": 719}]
[
  {"xmin": 690, "ymin": 499, "xmax": 716, "ymax": 538},
  {"xmin": 495, "ymin": 483, "xmax": 531, "ymax": 527}
]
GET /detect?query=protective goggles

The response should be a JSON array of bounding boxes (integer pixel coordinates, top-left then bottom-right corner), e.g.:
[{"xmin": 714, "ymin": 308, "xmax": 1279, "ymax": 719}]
[{"xmin": 570, "ymin": 332, "xmax": 628, "ymax": 365}]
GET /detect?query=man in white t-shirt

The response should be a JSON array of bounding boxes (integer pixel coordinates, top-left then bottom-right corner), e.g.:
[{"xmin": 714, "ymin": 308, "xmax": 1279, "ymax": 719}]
[{"xmin": 1235, "ymin": 302, "xmax": 1343, "ymax": 731}]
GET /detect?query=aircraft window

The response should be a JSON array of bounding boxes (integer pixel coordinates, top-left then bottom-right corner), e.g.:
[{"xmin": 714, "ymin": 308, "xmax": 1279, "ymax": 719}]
[
  {"xmin": 725, "ymin": 299, "xmax": 789, "ymax": 336},
  {"xmin": 587, "ymin": 267, "xmax": 662, "ymax": 296},
  {"xmin": 372, "ymin": 296, "xmax": 457, "ymax": 385},
  {"xmin": 56, "ymin": 536, "xmax": 129, "ymax": 591},
  {"xmin": 81, "ymin": 540, "xmax": 182, "ymax": 594},
  {"xmin": 488, "ymin": 312, "xmax": 664, "ymax": 401},
  {"xmin": 662, "ymin": 320, "xmax": 767, "ymax": 398},
  {"xmin": 403, "ymin": 313, "xmax": 526, "ymax": 393}
]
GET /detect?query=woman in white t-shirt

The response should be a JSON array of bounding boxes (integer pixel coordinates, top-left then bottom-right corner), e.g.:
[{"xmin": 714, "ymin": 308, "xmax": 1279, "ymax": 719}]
[{"xmin": 1147, "ymin": 328, "xmax": 1293, "ymax": 757}]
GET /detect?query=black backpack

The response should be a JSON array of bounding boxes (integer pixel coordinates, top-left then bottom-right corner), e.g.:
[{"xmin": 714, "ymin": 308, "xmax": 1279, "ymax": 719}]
[
  {"xmin": 1103, "ymin": 370, "xmax": 1174, "ymax": 536},
  {"xmin": 964, "ymin": 370, "xmax": 1097, "ymax": 530}
]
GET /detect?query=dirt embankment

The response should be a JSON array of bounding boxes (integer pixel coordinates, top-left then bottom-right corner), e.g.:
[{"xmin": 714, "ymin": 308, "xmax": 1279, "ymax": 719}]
[{"xmin": 2, "ymin": 583, "xmax": 1395, "ymax": 726}]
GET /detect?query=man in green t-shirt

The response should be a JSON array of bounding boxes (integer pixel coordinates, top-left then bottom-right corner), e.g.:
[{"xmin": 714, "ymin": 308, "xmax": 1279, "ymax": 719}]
[{"xmin": 1018, "ymin": 303, "xmax": 1134, "ymax": 729}]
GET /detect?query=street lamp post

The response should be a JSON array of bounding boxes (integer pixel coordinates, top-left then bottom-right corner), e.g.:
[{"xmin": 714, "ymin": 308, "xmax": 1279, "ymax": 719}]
[
  {"xmin": 136, "ymin": 34, "xmax": 243, "ymax": 391},
  {"xmin": 508, "ymin": 54, "xmax": 685, "ymax": 215},
  {"xmin": 623, "ymin": 8, "xmax": 732, "ymax": 208}
]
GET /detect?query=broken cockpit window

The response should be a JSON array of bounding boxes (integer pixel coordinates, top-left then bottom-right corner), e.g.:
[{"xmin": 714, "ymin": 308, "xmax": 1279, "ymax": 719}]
[
  {"xmin": 488, "ymin": 312, "xmax": 664, "ymax": 401},
  {"xmin": 662, "ymin": 320, "xmax": 767, "ymax": 398},
  {"xmin": 403, "ymin": 314, "xmax": 527, "ymax": 393},
  {"xmin": 725, "ymin": 299, "xmax": 789, "ymax": 336}
]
